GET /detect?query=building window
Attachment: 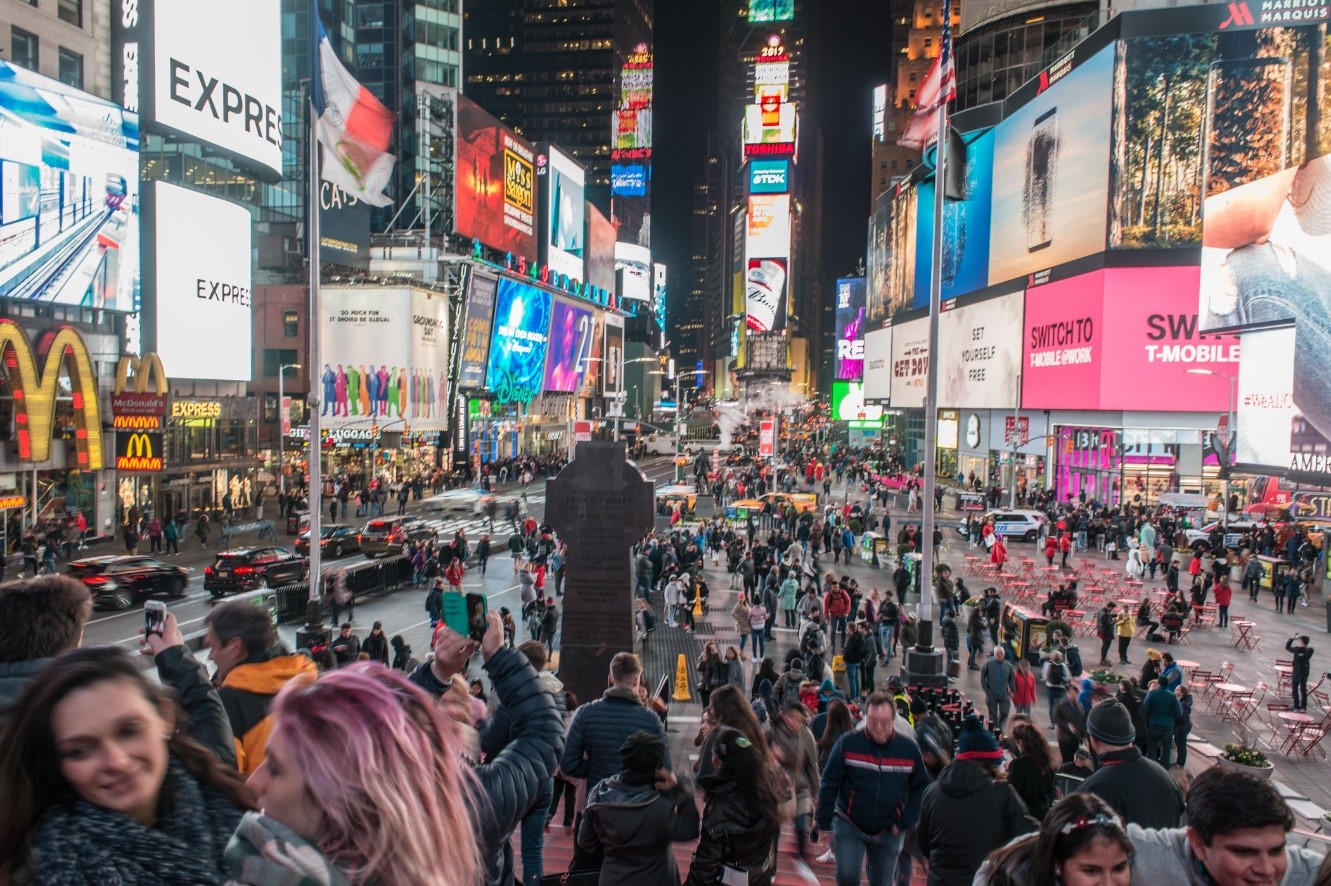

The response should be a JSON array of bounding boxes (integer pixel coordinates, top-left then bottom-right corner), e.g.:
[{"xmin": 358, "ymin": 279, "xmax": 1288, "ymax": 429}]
[
  {"xmin": 282, "ymin": 310, "xmax": 299, "ymax": 337},
  {"xmin": 263, "ymin": 393, "xmax": 278, "ymax": 423},
  {"xmin": 58, "ymin": 0, "xmax": 82, "ymax": 26},
  {"xmin": 57, "ymin": 48, "xmax": 82, "ymax": 89},
  {"xmin": 11, "ymin": 29, "xmax": 38, "ymax": 72},
  {"xmin": 263, "ymin": 349, "xmax": 299, "ymax": 377}
]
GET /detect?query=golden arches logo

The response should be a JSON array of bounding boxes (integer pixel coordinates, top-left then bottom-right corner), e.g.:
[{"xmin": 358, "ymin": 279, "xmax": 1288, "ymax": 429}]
[
  {"xmin": 114, "ymin": 353, "xmax": 168, "ymax": 396},
  {"xmin": 0, "ymin": 320, "xmax": 103, "ymax": 470},
  {"xmin": 115, "ymin": 431, "xmax": 163, "ymax": 471},
  {"xmin": 112, "ymin": 415, "xmax": 160, "ymax": 429}
]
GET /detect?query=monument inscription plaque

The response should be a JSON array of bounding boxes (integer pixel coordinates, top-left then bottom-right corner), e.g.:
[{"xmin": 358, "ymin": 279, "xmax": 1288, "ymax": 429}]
[{"xmin": 544, "ymin": 441, "xmax": 654, "ymax": 708}]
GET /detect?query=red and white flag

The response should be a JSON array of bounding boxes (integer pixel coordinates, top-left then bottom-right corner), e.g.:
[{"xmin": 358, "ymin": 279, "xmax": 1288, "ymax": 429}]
[
  {"xmin": 898, "ymin": 0, "xmax": 956, "ymax": 151},
  {"xmin": 312, "ymin": 16, "xmax": 396, "ymax": 206}
]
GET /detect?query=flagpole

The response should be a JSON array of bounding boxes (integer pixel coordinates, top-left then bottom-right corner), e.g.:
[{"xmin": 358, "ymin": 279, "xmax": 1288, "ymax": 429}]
[{"xmin": 306, "ymin": 10, "xmax": 324, "ymax": 610}]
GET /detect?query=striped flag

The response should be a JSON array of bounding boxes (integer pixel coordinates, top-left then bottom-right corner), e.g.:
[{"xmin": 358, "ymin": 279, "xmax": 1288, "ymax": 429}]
[
  {"xmin": 898, "ymin": 0, "xmax": 956, "ymax": 151},
  {"xmin": 312, "ymin": 17, "xmax": 396, "ymax": 206}
]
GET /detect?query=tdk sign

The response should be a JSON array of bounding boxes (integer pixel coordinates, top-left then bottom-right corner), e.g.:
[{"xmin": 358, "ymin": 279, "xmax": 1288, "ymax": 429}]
[{"xmin": 749, "ymin": 160, "xmax": 790, "ymax": 194}]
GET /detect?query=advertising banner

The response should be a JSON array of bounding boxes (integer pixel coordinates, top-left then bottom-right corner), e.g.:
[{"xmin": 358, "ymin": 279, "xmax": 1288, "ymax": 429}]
[
  {"xmin": 832, "ymin": 381, "xmax": 884, "ymax": 426},
  {"xmin": 586, "ymin": 202, "xmax": 617, "ymax": 292},
  {"xmin": 743, "ymin": 102, "xmax": 797, "ymax": 152},
  {"xmin": 541, "ymin": 146, "xmax": 585, "ymax": 281},
  {"xmin": 936, "ymin": 290, "xmax": 1023, "ymax": 409},
  {"xmin": 1023, "ymin": 267, "xmax": 1239, "ymax": 410},
  {"xmin": 916, "ymin": 128, "xmax": 994, "ymax": 300},
  {"xmin": 749, "ymin": 159, "xmax": 791, "ymax": 194},
  {"xmin": 835, "ymin": 278, "xmax": 867, "ymax": 381},
  {"xmin": 890, "ymin": 316, "xmax": 930, "ymax": 408},
  {"xmin": 458, "ymin": 273, "xmax": 497, "ymax": 390},
  {"xmin": 318, "ymin": 178, "xmax": 370, "ymax": 270},
  {"xmin": 0, "ymin": 61, "xmax": 140, "ymax": 311},
  {"xmin": 749, "ymin": 0, "xmax": 794, "ymax": 22},
  {"xmin": 613, "ymin": 44, "xmax": 653, "ymax": 160},
  {"xmin": 150, "ymin": 0, "xmax": 282, "ymax": 178},
  {"xmin": 611, "ymin": 164, "xmax": 648, "ymax": 196},
  {"xmin": 759, "ymin": 418, "xmax": 776, "ymax": 457},
  {"xmin": 115, "ymin": 430, "xmax": 164, "ymax": 472},
  {"xmin": 543, "ymin": 297, "xmax": 595, "ymax": 393},
  {"xmin": 603, "ymin": 314, "xmax": 625, "ymax": 394},
  {"xmin": 867, "ymin": 184, "xmax": 918, "ymax": 323},
  {"xmin": 746, "ymin": 194, "xmax": 792, "ymax": 259},
  {"xmin": 989, "ymin": 43, "xmax": 1114, "ymax": 284},
  {"xmin": 152, "ymin": 182, "xmax": 251, "ymax": 381},
  {"xmin": 745, "ymin": 257, "xmax": 788, "ymax": 333},
  {"xmin": 616, "ymin": 242, "xmax": 652, "ymax": 302},
  {"xmin": 455, "ymin": 95, "xmax": 536, "ymax": 261},
  {"xmin": 318, "ymin": 287, "xmax": 451, "ymax": 431},
  {"xmin": 862, "ymin": 326, "xmax": 893, "ymax": 402},
  {"xmin": 1238, "ymin": 325, "xmax": 1331, "ymax": 479},
  {"xmin": 486, "ymin": 277, "xmax": 552, "ymax": 404}
]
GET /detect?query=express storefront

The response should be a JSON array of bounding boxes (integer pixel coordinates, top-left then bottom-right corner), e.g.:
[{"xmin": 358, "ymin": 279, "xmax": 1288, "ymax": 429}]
[{"xmin": 141, "ymin": 397, "xmax": 261, "ymax": 524}]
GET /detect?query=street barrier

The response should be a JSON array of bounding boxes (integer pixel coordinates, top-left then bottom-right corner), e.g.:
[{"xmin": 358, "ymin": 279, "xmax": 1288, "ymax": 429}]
[{"xmin": 271, "ymin": 555, "xmax": 413, "ymax": 624}]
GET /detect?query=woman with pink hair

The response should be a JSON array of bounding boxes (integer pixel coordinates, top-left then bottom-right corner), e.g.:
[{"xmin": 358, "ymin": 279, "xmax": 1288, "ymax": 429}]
[{"xmin": 227, "ymin": 613, "xmax": 562, "ymax": 885}]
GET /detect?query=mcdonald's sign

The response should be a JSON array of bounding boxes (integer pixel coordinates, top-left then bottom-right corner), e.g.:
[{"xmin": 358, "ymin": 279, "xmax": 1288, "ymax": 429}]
[
  {"xmin": 112, "ymin": 353, "xmax": 169, "ymax": 427},
  {"xmin": 115, "ymin": 431, "xmax": 164, "ymax": 472},
  {"xmin": 0, "ymin": 320, "xmax": 103, "ymax": 470}
]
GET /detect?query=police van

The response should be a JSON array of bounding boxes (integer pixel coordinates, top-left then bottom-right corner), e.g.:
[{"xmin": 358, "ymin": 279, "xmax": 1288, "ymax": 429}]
[{"xmin": 979, "ymin": 510, "xmax": 1047, "ymax": 543}]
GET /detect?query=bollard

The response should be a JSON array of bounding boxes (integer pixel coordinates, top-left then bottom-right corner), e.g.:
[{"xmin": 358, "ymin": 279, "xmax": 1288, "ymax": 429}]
[{"xmin": 672, "ymin": 653, "xmax": 691, "ymax": 701}]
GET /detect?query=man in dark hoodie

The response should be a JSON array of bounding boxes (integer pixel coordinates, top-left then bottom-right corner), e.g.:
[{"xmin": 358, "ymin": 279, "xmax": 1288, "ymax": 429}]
[
  {"xmin": 578, "ymin": 731, "xmax": 699, "ymax": 885},
  {"xmin": 0, "ymin": 575, "xmax": 91, "ymax": 727},
  {"xmin": 916, "ymin": 715, "xmax": 1037, "ymax": 885}
]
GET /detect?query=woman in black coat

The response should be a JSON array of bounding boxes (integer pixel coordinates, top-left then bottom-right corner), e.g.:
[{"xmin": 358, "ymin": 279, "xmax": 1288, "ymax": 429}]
[{"xmin": 685, "ymin": 727, "xmax": 782, "ymax": 885}]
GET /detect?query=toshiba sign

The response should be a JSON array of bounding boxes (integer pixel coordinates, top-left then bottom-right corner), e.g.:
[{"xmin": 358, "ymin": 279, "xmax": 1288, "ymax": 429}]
[{"xmin": 149, "ymin": 0, "xmax": 282, "ymax": 177}]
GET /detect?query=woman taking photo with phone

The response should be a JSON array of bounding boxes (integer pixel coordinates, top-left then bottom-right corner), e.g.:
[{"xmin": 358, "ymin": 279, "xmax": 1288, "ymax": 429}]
[{"xmin": 0, "ymin": 612, "xmax": 252, "ymax": 884}]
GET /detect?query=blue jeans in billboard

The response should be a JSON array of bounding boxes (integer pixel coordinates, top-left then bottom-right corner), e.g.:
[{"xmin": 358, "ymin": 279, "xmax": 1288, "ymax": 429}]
[{"xmin": 833, "ymin": 817, "xmax": 905, "ymax": 886}]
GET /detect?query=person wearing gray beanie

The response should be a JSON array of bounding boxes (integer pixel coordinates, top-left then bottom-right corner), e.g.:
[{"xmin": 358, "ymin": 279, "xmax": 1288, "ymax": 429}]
[{"xmin": 1075, "ymin": 699, "xmax": 1183, "ymax": 830}]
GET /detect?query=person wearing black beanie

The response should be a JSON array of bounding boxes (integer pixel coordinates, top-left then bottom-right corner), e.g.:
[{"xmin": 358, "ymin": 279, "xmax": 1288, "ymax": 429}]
[
  {"xmin": 917, "ymin": 716, "xmax": 1037, "ymax": 886},
  {"xmin": 1075, "ymin": 699, "xmax": 1184, "ymax": 830},
  {"xmin": 578, "ymin": 731, "xmax": 699, "ymax": 885}
]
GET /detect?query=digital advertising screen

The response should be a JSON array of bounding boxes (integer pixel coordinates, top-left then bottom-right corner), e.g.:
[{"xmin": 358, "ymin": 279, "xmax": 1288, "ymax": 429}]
[
  {"xmin": 458, "ymin": 272, "xmax": 498, "ymax": 390},
  {"xmin": 749, "ymin": 159, "xmax": 790, "ymax": 194},
  {"xmin": 318, "ymin": 178, "xmax": 370, "ymax": 270},
  {"xmin": 916, "ymin": 128, "xmax": 994, "ymax": 300},
  {"xmin": 319, "ymin": 288, "xmax": 448, "ymax": 430},
  {"xmin": 603, "ymin": 314, "xmax": 625, "ymax": 394},
  {"xmin": 611, "ymin": 163, "xmax": 649, "ymax": 197},
  {"xmin": 614, "ymin": 44, "xmax": 653, "ymax": 158},
  {"xmin": 0, "ymin": 61, "xmax": 140, "ymax": 311},
  {"xmin": 151, "ymin": 182, "xmax": 251, "ymax": 380},
  {"xmin": 616, "ymin": 242, "xmax": 652, "ymax": 303},
  {"xmin": 150, "ymin": 0, "xmax": 282, "ymax": 178},
  {"xmin": 743, "ymin": 102, "xmax": 798, "ymax": 149},
  {"xmin": 455, "ymin": 95, "xmax": 536, "ymax": 261},
  {"xmin": 835, "ymin": 277, "xmax": 867, "ymax": 381},
  {"xmin": 936, "ymin": 290, "xmax": 1023, "ymax": 409},
  {"xmin": 543, "ymin": 297, "xmax": 595, "ymax": 393},
  {"xmin": 862, "ymin": 326, "xmax": 893, "ymax": 402},
  {"xmin": 745, "ymin": 257, "xmax": 788, "ymax": 333},
  {"xmin": 889, "ymin": 316, "xmax": 930, "ymax": 408},
  {"xmin": 989, "ymin": 43, "xmax": 1114, "ymax": 284},
  {"xmin": 653, "ymin": 263, "xmax": 667, "ymax": 334},
  {"xmin": 749, "ymin": 0, "xmax": 795, "ymax": 23},
  {"xmin": 1237, "ymin": 325, "xmax": 1331, "ymax": 479},
  {"xmin": 486, "ymin": 277, "xmax": 552, "ymax": 404},
  {"xmin": 585, "ymin": 202, "xmax": 617, "ymax": 292},
  {"xmin": 541, "ymin": 146, "xmax": 585, "ymax": 281},
  {"xmin": 832, "ymin": 381, "xmax": 884, "ymax": 426},
  {"xmin": 746, "ymin": 194, "xmax": 792, "ymax": 258},
  {"xmin": 866, "ymin": 184, "xmax": 918, "ymax": 324}
]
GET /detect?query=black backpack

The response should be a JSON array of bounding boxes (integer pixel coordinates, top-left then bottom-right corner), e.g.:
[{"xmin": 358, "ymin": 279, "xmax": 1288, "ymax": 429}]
[{"xmin": 1065, "ymin": 645, "xmax": 1083, "ymax": 677}]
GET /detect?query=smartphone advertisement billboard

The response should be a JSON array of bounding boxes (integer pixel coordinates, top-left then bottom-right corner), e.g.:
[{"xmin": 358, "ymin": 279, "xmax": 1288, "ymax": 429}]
[
  {"xmin": 487, "ymin": 277, "xmax": 552, "ymax": 404},
  {"xmin": 540, "ymin": 146, "xmax": 585, "ymax": 281},
  {"xmin": 0, "ymin": 61, "xmax": 140, "ymax": 311},
  {"xmin": 318, "ymin": 287, "xmax": 451, "ymax": 430},
  {"xmin": 543, "ymin": 297, "xmax": 595, "ymax": 393},
  {"xmin": 916, "ymin": 128, "xmax": 994, "ymax": 300},
  {"xmin": 937, "ymin": 290, "xmax": 1023, "ymax": 409},
  {"xmin": 989, "ymin": 43, "xmax": 1114, "ymax": 284},
  {"xmin": 455, "ymin": 95, "xmax": 536, "ymax": 261},
  {"xmin": 835, "ymin": 278, "xmax": 867, "ymax": 381}
]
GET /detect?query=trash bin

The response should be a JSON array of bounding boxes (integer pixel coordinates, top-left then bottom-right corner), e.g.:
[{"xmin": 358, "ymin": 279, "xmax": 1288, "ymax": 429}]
[{"xmin": 286, "ymin": 513, "xmax": 302, "ymax": 535}]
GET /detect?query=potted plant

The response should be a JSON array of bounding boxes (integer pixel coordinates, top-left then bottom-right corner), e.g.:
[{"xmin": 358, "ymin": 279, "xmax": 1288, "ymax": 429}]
[
  {"xmin": 1088, "ymin": 669, "xmax": 1123, "ymax": 690},
  {"xmin": 1217, "ymin": 742, "xmax": 1274, "ymax": 780}
]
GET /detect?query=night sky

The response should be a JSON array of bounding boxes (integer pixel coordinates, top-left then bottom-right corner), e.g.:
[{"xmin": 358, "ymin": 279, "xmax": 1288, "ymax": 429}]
[{"xmin": 653, "ymin": 0, "xmax": 893, "ymax": 326}]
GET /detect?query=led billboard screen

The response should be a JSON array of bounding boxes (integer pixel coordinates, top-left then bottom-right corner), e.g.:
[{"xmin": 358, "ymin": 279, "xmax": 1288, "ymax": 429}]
[
  {"xmin": 835, "ymin": 277, "xmax": 867, "ymax": 381},
  {"xmin": 1237, "ymin": 325, "xmax": 1331, "ymax": 479},
  {"xmin": 749, "ymin": 0, "xmax": 795, "ymax": 23},
  {"xmin": 890, "ymin": 316, "xmax": 930, "ymax": 408},
  {"xmin": 458, "ymin": 272, "xmax": 497, "ymax": 390},
  {"xmin": 936, "ymin": 290, "xmax": 1023, "ymax": 409},
  {"xmin": 543, "ymin": 297, "xmax": 595, "ymax": 393},
  {"xmin": 616, "ymin": 242, "xmax": 651, "ymax": 302},
  {"xmin": 866, "ymin": 184, "xmax": 918, "ymax": 324},
  {"xmin": 832, "ymin": 381, "xmax": 884, "ymax": 425},
  {"xmin": 989, "ymin": 43, "xmax": 1114, "ymax": 284},
  {"xmin": 0, "ymin": 61, "xmax": 140, "ymax": 310},
  {"xmin": 916, "ymin": 128, "xmax": 995, "ymax": 300},
  {"xmin": 604, "ymin": 314, "xmax": 624, "ymax": 394},
  {"xmin": 152, "ymin": 182, "xmax": 251, "ymax": 380},
  {"xmin": 745, "ymin": 258, "xmax": 788, "ymax": 333},
  {"xmin": 486, "ymin": 277, "xmax": 552, "ymax": 404},
  {"xmin": 614, "ymin": 44, "xmax": 653, "ymax": 160},
  {"xmin": 150, "ymin": 0, "xmax": 283, "ymax": 177},
  {"xmin": 541, "ymin": 146, "xmax": 585, "ymax": 281},
  {"xmin": 862, "ymin": 326, "xmax": 893, "ymax": 402},
  {"xmin": 455, "ymin": 95, "xmax": 536, "ymax": 261},
  {"xmin": 585, "ymin": 202, "xmax": 617, "ymax": 292},
  {"xmin": 743, "ymin": 102, "xmax": 797, "ymax": 149},
  {"xmin": 749, "ymin": 159, "xmax": 790, "ymax": 194},
  {"xmin": 746, "ymin": 194, "xmax": 792, "ymax": 258}
]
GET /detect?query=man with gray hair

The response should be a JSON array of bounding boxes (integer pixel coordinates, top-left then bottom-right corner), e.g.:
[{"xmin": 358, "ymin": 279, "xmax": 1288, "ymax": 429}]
[{"xmin": 980, "ymin": 646, "xmax": 1015, "ymax": 731}]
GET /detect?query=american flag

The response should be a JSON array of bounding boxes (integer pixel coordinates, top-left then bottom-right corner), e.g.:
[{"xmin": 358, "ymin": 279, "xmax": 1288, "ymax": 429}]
[{"xmin": 898, "ymin": 0, "xmax": 957, "ymax": 151}]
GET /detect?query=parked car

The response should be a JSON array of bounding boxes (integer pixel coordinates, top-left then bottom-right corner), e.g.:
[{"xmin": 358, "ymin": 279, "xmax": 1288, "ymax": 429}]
[
  {"xmin": 1183, "ymin": 519, "xmax": 1265, "ymax": 552},
  {"xmin": 204, "ymin": 547, "xmax": 308, "ymax": 598},
  {"xmin": 294, "ymin": 524, "xmax": 361, "ymax": 558},
  {"xmin": 358, "ymin": 515, "xmax": 437, "ymax": 558},
  {"xmin": 70, "ymin": 555, "xmax": 192, "ymax": 610}
]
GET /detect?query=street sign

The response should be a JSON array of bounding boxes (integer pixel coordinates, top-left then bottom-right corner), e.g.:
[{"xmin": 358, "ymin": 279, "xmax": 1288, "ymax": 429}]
[
  {"xmin": 573, "ymin": 420, "xmax": 593, "ymax": 443},
  {"xmin": 1004, "ymin": 416, "xmax": 1031, "ymax": 446},
  {"xmin": 759, "ymin": 419, "xmax": 776, "ymax": 457}
]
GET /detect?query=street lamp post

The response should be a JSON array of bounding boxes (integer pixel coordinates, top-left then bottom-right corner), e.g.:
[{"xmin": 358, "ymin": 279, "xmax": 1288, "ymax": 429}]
[
  {"xmin": 1186, "ymin": 368, "xmax": 1237, "ymax": 531},
  {"xmin": 674, "ymin": 369, "xmax": 710, "ymax": 482},
  {"xmin": 278, "ymin": 363, "xmax": 301, "ymax": 496}
]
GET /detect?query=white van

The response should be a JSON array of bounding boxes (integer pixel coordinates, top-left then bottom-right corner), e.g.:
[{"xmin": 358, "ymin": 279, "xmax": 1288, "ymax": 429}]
[{"xmin": 642, "ymin": 433, "xmax": 678, "ymax": 455}]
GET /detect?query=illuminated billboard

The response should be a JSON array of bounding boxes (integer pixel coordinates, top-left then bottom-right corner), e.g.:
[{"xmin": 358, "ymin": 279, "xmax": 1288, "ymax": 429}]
[
  {"xmin": 890, "ymin": 316, "xmax": 930, "ymax": 408},
  {"xmin": 743, "ymin": 103, "xmax": 797, "ymax": 153},
  {"xmin": 487, "ymin": 277, "xmax": 552, "ymax": 404},
  {"xmin": 866, "ymin": 184, "xmax": 918, "ymax": 324},
  {"xmin": 916, "ymin": 128, "xmax": 995, "ymax": 300},
  {"xmin": 0, "ymin": 61, "xmax": 140, "ymax": 311},
  {"xmin": 604, "ymin": 314, "xmax": 625, "ymax": 394},
  {"xmin": 862, "ymin": 326, "xmax": 893, "ymax": 403},
  {"xmin": 540, "ymin": 146, "xmax": 585, "ymax": 281},
  {"xmin": 746, "ymin": 195, "xmax": 792, "ymax": 258},
  {"xmin": 611, "ymin": 163, "xmax": 648, "ymax": 197},
  {"xmin": 832, "ymin": 382, "xmax": 884, "ymax": 427},
  {"xmin": 543, "ymin": 297, "xmax": 595, "ymax": 393},
  {"xmin": 749, "ymin": 0, "xmax": 794, "ymax": 23},
  {"xmin": 585, "ymin": 202, "xmax": 617, "ymax": 292},
  {"xmin": 745, "ymin": 258, "xmax": 788, "ymax": 333},
  {"xmin": 458, "ymin": 272, "xmax": 497, "ymax": 390},
  {"xmin": 455, "ymin": 95, "xmax": 536, "ymax": 261},
  {"xmin": 749, "ymin": 159, "xmax": 790, "ymax": 194},
  {"xmin": 835, "ymin": 278, "xmax": 867, "ymax": 381},
  {"xmin": 653, "ymin": 263, "xmax": 668, "ymax": 334},
  {"xmin": 616, "ymin": 242, "xmax": 651, "ymax": 302},
  {"xmin": 613, "ymin": 43, "xmax": 653, "ymax": 161},
  {"xmin": 936, "ymin": 290, "xmax": 1023, "ymax": 409},
  {"xmin": 1238, "ymin": 325, "xmax": 1331, "ymax": 480}
]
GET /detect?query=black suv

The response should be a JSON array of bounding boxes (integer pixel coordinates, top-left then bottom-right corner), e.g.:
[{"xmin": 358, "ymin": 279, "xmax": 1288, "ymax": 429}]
[
  {"xmin": 358, "ymin": 516, "xmax": 436, "ymax": 558},
  {"xmin": 204, "ymin": 547, "xmax": 308, "ymax": 598},
  {"xmin": 294, "ymin": 524, "xmax": 360, "ymax": 558},
  {"xmin": 70, "ymin": 556, "xmax": 191, "ymax": 610}
]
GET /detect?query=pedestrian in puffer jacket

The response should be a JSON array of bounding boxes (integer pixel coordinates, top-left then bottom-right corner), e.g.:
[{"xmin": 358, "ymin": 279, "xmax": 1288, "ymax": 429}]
[
  {"xmin": 579, "ymin": 731, "xmax": 700, "ymax": 886},
  {"xmin": 562, "ymin": 653, "xmax": 672, "ymax": 794},
  {"xmin": 685, "ymin": 727, "xmax": 780, "ymax": 885}
]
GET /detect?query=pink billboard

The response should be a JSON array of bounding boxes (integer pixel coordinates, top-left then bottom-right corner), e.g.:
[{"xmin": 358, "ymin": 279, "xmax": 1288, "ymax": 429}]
[{"xmin": 1022, "ymin": 267, "xmax": 1239, "ymax": 411}]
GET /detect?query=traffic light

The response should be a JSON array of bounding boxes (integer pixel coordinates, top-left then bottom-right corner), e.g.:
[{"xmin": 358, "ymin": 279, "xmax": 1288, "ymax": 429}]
[
  {"xmin": 402, "ymin": 423, "xmax": 410, "ymax": 437},
  {"xmin": 370, "ymin": 422, "xmax": 379, "ymax": 437}
]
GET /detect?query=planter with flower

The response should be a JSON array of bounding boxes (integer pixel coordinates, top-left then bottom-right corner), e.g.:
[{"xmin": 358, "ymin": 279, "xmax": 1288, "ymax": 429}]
[{"xmin": 1217, "ymin": 742, "xmax": 1274, "ymax": 780}]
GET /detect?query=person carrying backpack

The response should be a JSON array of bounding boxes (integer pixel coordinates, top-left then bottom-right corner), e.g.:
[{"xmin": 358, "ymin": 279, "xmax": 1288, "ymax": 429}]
[{"xmin": 1041, "ymin": 651, "xmax": 1070, "ymax": 730}]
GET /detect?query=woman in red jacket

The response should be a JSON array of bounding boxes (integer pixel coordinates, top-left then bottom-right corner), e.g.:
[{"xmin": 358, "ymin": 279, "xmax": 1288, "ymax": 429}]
[
  {"xmin": 1213, "ymin": 573, "xmax": 1233, "ymax": 627},
  {"xmin": 1012, "ymin": 658, "xmax": 1037, "ymax": 718},
  {"xmin": 991, "ymin": 534, "xmax": 1008, "ymax": 571},
  {"xmin": 1043, "ymin": 534, "xmax": 1057, "ymax": 566}
]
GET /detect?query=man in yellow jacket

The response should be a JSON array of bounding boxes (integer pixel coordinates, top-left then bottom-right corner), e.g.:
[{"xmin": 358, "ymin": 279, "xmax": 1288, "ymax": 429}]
[
  {"xmin": 202, "ymin": 600, "xmax": 318, "ymax": 774},
  {"xmin": 1115, "ymin": 606, "xmax": 1136, "ymax": 667}
]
